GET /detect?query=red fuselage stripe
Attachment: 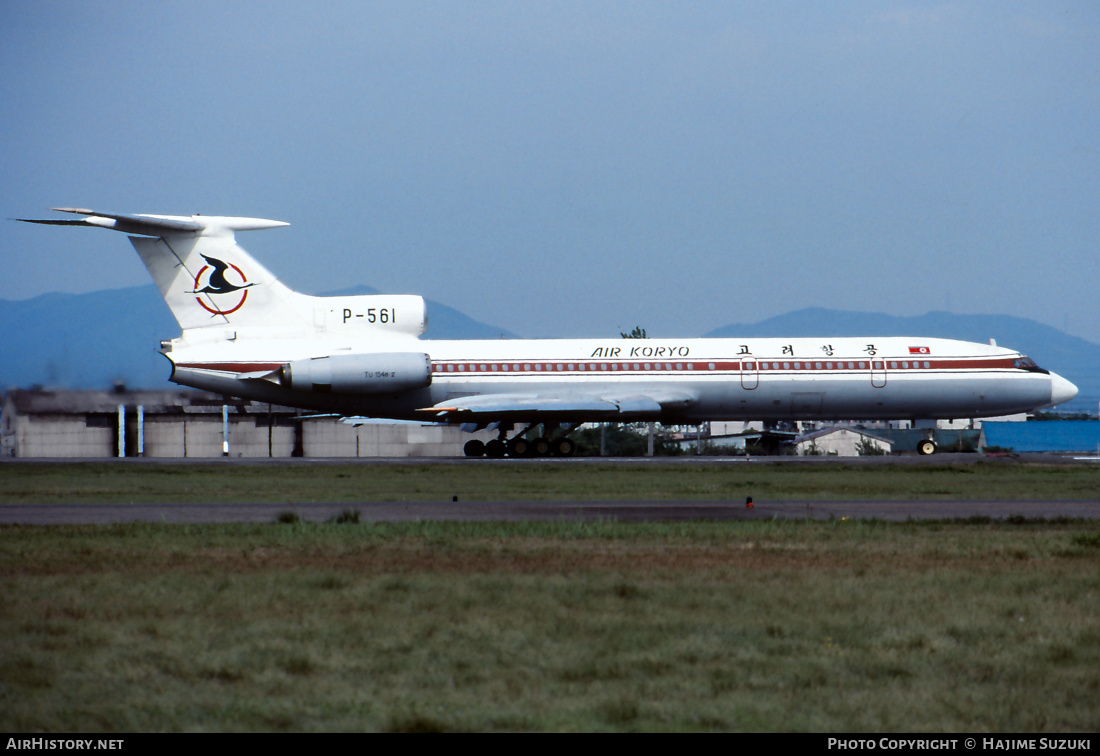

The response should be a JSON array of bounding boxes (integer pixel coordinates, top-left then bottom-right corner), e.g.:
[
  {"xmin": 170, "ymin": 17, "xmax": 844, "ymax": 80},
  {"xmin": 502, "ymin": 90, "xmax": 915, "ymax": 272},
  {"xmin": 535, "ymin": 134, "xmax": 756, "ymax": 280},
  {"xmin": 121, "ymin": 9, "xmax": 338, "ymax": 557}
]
[
  {"xmin": 428, "ymin": 357, "xmax": 1020, "ymax": 374},
  {"xmin": 176, "ymin": 362, "xmax": 284, "ymax": 372},
  {"xmin": 175, "ymin": 357, "xmax": 1023, "ymax": 375}
]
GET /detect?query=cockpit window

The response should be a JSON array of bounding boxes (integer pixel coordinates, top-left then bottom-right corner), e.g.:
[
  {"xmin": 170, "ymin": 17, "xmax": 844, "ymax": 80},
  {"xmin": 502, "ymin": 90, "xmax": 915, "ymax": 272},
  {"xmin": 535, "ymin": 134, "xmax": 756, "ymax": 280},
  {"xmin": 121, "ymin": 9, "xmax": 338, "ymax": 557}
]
[{"xmin": 1014, "ymin": 356, "xmax": 1049, "ymax": 374}]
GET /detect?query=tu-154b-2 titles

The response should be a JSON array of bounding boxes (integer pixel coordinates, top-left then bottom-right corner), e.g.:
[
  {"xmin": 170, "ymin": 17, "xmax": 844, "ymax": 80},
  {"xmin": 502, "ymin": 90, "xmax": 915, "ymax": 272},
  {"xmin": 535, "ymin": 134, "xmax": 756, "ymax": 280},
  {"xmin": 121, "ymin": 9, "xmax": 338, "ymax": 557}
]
[{"xmin": 19, "ymin": 208, "xmax": 1078, "ymax": 457}]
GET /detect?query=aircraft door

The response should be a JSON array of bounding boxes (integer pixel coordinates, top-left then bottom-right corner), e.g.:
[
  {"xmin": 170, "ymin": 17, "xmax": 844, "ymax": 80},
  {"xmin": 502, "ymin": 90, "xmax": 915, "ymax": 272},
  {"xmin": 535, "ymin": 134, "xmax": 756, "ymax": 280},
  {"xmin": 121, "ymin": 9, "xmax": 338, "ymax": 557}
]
[
  {"xmin": 871, "ymin": 360, "xmax": 887, "ymax": 388},
  {"xmin": 740, "ymin": 355, "xmax": 758, "ymax": 390}
]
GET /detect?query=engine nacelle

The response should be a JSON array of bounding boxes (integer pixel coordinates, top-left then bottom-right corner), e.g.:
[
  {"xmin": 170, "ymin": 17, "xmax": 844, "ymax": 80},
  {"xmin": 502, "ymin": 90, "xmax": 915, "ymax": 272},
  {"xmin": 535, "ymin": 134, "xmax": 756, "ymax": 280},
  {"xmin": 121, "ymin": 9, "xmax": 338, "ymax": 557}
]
[{"xmin": 283, "ymin": 352, "xmax": 432, "ymax": 394}]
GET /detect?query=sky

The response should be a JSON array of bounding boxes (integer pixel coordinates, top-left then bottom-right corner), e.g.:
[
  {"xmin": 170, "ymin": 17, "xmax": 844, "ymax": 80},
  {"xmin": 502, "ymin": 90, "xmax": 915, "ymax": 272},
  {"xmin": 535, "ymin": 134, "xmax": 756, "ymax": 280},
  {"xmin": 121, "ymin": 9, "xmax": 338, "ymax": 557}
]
[{"xmin": 2, "ymin": 1, "xmax": 1098, "ymax": 344}]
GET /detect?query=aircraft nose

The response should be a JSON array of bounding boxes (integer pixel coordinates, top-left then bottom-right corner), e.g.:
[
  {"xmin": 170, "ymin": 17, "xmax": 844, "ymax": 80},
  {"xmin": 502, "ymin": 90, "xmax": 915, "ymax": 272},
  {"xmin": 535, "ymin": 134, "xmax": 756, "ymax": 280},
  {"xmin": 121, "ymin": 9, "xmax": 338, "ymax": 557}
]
[{"xmin": 1049, "ymin": 373, "xmax": 1079, "ymax": 407}]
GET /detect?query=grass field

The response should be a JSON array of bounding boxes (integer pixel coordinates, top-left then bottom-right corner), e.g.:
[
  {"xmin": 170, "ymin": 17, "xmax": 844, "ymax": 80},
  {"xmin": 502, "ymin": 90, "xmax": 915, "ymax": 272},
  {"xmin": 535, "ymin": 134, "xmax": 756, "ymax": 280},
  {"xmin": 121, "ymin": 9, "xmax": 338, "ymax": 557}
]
[
  {"xmin": 2, "ymin": 517, "xmax": 1099, "ymax": 732},
  {"xmin": 2, "ymin": 459, "xmax": 1099, "ymax": 504}
]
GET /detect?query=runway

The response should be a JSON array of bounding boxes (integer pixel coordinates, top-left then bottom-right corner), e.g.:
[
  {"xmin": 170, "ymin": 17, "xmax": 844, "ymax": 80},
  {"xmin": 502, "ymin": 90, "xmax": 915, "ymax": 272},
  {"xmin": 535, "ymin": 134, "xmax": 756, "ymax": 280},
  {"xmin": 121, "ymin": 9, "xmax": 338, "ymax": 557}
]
[
  {"xmin": 2, "ymin": 499, "xmax": 1098, "ymax": 525},
  {"xmin": 3, "ymin": 454, "xmax": 1097, "ymax": 524}
]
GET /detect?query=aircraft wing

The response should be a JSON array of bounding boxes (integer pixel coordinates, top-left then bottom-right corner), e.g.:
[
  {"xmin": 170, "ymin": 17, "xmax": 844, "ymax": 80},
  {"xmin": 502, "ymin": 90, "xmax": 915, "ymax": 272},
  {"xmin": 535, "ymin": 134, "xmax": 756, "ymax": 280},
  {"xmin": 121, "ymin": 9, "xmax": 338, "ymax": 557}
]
[{"xmin": 420, "ymin": 390, "xmax": 695, "ymax": 423}]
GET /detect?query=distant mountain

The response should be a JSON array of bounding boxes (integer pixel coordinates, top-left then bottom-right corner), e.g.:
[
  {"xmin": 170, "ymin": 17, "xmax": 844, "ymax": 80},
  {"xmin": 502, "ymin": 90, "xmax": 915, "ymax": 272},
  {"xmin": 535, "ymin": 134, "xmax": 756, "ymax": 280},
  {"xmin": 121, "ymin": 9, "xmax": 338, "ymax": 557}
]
[
  {"xmin": 1, "ymin": 287, "xmax": 179, "ymax": 390},
  {"xmin": 0, "ymin": 284, "xmax": 517, "ymax": 391},
  {"xmin": 705, "ymin": 308, "xmax": 1097, "ymax": 412}
]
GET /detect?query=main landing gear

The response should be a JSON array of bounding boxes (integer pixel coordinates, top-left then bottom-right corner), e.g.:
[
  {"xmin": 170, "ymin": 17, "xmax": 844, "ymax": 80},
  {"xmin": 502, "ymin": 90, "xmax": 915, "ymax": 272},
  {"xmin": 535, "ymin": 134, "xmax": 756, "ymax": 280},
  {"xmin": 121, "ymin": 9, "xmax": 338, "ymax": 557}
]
[
  {"xmin": 916, "ymin": 439, "xmax": 937, "ymax": 456},
  {"xmin": 463, "ymin": 423, "xmax": 577, "ymax": 458}
]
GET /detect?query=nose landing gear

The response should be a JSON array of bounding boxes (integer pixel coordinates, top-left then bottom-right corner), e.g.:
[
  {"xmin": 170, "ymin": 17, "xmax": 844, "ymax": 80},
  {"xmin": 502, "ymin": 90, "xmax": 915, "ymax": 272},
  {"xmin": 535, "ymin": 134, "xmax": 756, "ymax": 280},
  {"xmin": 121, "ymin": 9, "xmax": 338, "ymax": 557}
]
[{"xmin": 917, "ymin": 439, "xmax": 937, "ymax": 456}]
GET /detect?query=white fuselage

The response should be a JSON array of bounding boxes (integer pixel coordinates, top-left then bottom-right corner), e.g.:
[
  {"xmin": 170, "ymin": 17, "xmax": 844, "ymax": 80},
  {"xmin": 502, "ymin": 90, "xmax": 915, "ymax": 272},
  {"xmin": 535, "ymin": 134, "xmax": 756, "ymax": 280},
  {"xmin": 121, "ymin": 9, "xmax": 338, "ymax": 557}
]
[{"xmin": 167, "ymin": 332, "xmax": 1070, "ymax": 423}]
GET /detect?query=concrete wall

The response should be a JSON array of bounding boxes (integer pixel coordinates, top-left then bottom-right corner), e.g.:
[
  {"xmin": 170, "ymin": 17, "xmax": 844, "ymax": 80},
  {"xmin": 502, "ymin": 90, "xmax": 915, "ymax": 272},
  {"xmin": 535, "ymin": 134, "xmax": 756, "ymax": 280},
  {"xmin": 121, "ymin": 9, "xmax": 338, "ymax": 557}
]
[
  {"xmin": 140, "ymin": 416, "xmax": 298, "ymax": 458},
  {"xmin": 303, "ymin": 421, "xmax": 496, "ymax": 458},
  {"xmin": 4, "ymin": 411, "xmax": 495, "ymax": 459},
  {"xmin": 227, "ymin": 419, "xmax": 297, "ymax": 458},
  {"xmin": 8, "ymin": 416, "xmax": 115, "ymax": 458},
  {"xmin": 141, "ymin": 416, "xmax": 189, "ymax": 458}
]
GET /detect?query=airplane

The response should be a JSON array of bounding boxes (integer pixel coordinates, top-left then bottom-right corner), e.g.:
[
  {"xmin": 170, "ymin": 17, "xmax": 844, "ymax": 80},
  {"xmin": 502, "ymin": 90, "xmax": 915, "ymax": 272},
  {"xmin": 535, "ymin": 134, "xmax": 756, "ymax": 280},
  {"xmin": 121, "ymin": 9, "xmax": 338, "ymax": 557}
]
[{"xmin": 18, "ymin": 208, "xmax": 1079, "ymax": 457}]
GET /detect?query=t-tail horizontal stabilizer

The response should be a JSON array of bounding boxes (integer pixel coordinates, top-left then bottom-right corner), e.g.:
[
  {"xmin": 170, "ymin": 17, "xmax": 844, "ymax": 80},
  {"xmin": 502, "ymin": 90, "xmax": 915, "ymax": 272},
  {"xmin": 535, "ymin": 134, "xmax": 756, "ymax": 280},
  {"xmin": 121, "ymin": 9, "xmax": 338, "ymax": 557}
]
[{"xmin": 16, "ymin": 208, "xmax": 288, "ymax": 236}]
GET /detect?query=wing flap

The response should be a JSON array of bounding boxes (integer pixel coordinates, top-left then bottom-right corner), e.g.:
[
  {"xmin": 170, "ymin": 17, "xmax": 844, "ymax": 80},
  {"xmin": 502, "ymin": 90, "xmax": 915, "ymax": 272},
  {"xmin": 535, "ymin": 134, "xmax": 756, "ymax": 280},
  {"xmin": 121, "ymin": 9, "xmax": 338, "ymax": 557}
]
[
  {"xmin": 422, "ymin": 390, "xmax": 695, "ymax": 422},
  {"xmin": 422, "ymin": 394, "xmax": 621, "ymax": 421}
]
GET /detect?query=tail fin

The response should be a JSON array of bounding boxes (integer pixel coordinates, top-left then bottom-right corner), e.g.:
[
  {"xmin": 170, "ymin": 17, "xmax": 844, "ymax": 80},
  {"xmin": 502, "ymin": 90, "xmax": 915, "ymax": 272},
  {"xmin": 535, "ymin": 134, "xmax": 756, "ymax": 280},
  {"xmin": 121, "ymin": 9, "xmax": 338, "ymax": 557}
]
[
  {"xmin": 19, "ymin": 209, "xmax": 310, "ymax": 331},
  {"xmin": 19, "ymin": 208, "xmax": 428, "ymax": 339},
  {"xmin": 129, "ymin": 231, "xmax": 310, "ymax": 331}
]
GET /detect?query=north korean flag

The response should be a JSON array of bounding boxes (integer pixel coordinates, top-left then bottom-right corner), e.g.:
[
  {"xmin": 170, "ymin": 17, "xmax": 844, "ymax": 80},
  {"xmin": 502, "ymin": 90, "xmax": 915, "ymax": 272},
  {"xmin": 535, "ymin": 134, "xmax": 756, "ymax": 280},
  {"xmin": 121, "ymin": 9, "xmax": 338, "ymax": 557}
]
[{"xmin": 909, "ymin": 346, "xmax": 931, "ymax": 354}]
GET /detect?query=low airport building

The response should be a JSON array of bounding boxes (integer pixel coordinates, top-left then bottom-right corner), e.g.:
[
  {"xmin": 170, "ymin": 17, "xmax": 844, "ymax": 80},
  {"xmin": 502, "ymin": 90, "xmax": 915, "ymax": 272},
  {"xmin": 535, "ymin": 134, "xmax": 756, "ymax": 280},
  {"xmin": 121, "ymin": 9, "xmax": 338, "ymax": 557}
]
[
  {"xmin": 673, "ymin": 419, "xmax": 989, "ymax": 456},
  {"xmin": 792, "ymin": 426, "xmax": 894, "ymax": 456},
  {"xmin": 0, "ymin": 388, "xmax": 495, "ymax": 458},
  {"xmin": 1, "ymin": 388, "xmax": 1000, "ymax": 459}
]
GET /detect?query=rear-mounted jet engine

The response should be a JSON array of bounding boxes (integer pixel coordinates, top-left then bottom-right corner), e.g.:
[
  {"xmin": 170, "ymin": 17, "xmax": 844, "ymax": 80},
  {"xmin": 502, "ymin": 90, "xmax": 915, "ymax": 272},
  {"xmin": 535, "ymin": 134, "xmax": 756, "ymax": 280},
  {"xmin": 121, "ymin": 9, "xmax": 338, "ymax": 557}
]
[{"xmin": 282, "ymin": 353, "xmax": 432, "ymax": 394}]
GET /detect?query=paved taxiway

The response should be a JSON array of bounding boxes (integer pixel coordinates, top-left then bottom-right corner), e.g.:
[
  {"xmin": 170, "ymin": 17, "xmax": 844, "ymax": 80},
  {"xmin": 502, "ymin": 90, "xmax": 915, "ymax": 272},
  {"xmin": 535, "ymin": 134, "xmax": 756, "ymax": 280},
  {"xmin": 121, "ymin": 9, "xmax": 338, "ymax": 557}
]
[
  {"xmin": 3, "ymin": 454, "xmax": 1097, "ymax": 524},
  {"xmin": 3, "ymin": 499, "xmax": 1098, "ymax": 525}
]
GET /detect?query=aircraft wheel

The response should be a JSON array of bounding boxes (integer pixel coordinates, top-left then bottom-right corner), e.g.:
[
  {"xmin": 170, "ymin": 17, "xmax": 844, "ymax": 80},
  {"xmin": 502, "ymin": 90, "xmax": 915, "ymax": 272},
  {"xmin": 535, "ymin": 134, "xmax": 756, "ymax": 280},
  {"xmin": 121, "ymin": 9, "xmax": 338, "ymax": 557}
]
[
  {"xmin": 485, "ymin": 439, "xmax": 507, "ymax": 458},
  {"xmin": 508, "ymin": 437, "xmax": 531, "ymax": 457},
  {"xmin": 917, "ymin": 439, "xmax": 937, "ymax": 456},
  {"xmin": 463, "ymin": 439, "xmax": 485, "ymax": 457},
  {"xmin": 553, "ymin": 438, "xmax": 575, "ymax": 457},
  {"xmin": 532, "ymin": 437, "xmax": 552, "ymax": 457}
]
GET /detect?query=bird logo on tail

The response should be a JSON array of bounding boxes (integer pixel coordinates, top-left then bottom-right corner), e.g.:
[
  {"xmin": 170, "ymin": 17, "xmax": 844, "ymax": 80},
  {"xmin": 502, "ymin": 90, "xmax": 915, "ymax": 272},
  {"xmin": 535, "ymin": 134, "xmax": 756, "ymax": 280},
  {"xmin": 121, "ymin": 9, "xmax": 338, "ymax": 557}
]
[{"xmin": 190, "ymin": 255, "xmax": 255, "ymax": 315}]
